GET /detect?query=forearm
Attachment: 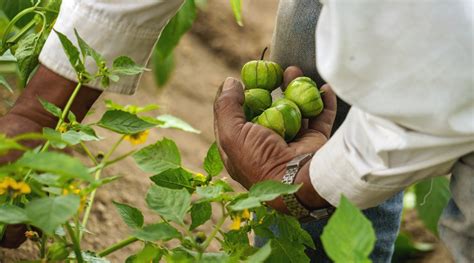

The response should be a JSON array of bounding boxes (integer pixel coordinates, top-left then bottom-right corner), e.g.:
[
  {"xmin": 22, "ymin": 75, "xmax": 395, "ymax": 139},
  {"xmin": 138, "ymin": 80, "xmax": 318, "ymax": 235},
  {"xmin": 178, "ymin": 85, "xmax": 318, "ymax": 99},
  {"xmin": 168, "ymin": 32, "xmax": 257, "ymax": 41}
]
[{"xmin": 10, "ymin": 65, "xmax": 101, "ymax": 127}]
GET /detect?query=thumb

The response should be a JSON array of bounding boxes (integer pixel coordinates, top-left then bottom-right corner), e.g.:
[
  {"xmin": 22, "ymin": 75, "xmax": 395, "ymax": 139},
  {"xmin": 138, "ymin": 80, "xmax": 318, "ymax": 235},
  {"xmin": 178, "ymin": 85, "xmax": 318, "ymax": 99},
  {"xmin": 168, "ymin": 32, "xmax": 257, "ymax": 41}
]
[{"xmin": 214, "ymin": 77, "xmax": 246, "ymax": 146}]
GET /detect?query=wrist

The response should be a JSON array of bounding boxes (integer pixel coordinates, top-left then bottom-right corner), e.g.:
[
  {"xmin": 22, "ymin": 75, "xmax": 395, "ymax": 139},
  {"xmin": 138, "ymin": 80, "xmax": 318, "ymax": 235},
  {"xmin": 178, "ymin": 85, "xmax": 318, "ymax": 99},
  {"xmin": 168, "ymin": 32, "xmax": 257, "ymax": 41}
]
[{"xmin": 294, "ymin": 162, "xmax": 330, "ymax": 210}]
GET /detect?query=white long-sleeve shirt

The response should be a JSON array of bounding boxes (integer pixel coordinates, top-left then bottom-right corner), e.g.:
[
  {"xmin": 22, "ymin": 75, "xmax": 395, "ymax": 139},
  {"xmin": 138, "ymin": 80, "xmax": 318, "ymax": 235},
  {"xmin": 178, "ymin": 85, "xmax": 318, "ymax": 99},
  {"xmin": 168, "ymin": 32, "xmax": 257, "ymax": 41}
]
[{"xmin": 39, "ymin": 0, "xmax": 474, "ymax": 209}]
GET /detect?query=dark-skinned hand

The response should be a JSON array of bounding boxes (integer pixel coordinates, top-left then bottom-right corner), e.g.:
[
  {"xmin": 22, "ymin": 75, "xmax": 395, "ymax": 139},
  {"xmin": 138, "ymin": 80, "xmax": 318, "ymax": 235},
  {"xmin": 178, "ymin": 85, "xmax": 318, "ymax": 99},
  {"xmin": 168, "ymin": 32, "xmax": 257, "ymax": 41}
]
[{"xmin": 213, "ymin": 66, "xmax": 337, "ymax": 213}]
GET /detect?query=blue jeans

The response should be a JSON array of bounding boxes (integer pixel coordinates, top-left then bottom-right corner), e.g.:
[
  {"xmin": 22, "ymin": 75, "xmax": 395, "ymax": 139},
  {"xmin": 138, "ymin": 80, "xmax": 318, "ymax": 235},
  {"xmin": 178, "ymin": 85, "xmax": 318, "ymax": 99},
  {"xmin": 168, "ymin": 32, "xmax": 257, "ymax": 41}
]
[{"xmin": 255, "ymin": 192, "xmax": 404, "ymax": 262}]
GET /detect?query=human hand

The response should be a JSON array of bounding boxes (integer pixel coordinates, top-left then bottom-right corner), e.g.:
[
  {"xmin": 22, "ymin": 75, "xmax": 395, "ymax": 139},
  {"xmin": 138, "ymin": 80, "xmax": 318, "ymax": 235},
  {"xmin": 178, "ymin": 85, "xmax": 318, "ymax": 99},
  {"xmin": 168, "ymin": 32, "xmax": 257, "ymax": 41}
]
[{"xmin": 213, "ymin": 66, "xmax": 337, "ymax": 212}]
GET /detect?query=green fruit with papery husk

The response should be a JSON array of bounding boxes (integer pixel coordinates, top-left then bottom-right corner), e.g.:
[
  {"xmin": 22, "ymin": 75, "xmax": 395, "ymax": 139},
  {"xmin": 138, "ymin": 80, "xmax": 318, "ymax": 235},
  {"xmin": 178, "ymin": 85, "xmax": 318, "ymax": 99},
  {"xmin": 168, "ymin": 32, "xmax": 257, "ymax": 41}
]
[
  {"xmin": 256, "ymin": 102, "xmax": 302, "ymax": 141},
  {"xmin": 284, "ymin": 76, "xmax": 324, "ymax": 118},
  {"xmin": 241, "ymin": 48, "xmax": 283, "ymax": 91},
  {"xmin": 244, "ymin": 88, "xmax": 272, "ymax": 121}
]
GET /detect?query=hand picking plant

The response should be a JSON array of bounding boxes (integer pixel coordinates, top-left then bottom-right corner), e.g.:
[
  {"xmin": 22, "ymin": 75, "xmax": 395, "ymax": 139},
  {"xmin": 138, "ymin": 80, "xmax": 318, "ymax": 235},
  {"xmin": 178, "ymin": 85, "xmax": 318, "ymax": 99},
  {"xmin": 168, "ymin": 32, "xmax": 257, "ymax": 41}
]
[{"xmin": 0, "ymin": 27, "xmax": 314, "ymax": 262}]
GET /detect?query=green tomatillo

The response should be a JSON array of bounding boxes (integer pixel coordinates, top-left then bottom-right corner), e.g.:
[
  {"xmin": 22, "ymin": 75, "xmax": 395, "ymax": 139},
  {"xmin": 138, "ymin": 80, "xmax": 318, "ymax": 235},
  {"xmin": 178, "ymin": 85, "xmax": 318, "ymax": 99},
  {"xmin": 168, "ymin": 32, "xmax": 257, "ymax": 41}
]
[
  {"xmin": 243, "ymin": 88, "xmax": 272, "ymax": 121},
  {"xmin": 241, "ymin": 48, "xmax": 283, "ymax": 91},
  {"xmin": 256, "ymin": 101, "xmax": 302, "ymax": 141},
  {"xmin": 284, "ymin": 76, "xmax": 324, "ymax": 118}
]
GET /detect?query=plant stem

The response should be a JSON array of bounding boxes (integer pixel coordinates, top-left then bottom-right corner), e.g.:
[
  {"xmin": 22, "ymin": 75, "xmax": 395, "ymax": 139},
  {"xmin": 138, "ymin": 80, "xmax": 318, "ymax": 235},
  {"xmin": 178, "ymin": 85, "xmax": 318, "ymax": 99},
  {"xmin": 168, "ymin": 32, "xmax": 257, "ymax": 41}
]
[
  {"xmin": 80, "ymin": 142, "xmax": 98, "ymax": 165},
  {"xmin": 1, "ymin": 6, "xmax": 36, "ymax": 48},
  {"xmin": 80, "ymin": 136, "xmax": 124, "ymax": 240},
  {"xmin": 97, "ymin": 236, "xmax": 139, "ymax": 257},
  {"xmin": 65, "ymin": 223, "xmax": 84, "ymax": 263},
  {"xmin": 104, "ymin": 149, "xmax": 136, "ymax": 167},
  {"xmin": 201, "ymin": 203, "xmax": 227, "ymax": 250},
  {"xmin": 40, "ymin": 234, "xmax": 47, "ymax": 259}
]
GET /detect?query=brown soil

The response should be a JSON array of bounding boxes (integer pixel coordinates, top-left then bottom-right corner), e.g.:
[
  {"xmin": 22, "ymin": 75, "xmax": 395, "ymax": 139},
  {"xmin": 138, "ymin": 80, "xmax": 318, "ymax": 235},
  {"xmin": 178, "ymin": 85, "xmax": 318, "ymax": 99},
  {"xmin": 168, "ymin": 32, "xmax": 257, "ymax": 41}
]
[{"xmin": 0, "ymin": 1, "xmax": 454, "ymax": 262}]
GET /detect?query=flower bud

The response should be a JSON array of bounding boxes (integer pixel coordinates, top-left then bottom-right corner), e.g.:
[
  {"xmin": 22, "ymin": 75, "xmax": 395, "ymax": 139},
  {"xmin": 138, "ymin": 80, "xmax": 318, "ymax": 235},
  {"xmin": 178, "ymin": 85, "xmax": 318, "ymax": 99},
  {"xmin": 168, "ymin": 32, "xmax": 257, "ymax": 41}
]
[{"xmin": 284, "ymin": 77, "xmax": 324, "ymax": 118}]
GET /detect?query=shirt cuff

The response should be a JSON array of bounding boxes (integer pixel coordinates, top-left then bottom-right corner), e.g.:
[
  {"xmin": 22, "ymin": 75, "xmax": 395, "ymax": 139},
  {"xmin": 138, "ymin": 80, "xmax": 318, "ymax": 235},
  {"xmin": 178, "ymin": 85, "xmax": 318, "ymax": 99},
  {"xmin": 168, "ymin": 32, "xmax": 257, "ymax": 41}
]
[
  {"xmin": 39, "ymin": 0, "xmax": 183, "ymax": 94},
  {"xmin": 309, "ymin": 129, "xmax": 404, "ymax": 209}
]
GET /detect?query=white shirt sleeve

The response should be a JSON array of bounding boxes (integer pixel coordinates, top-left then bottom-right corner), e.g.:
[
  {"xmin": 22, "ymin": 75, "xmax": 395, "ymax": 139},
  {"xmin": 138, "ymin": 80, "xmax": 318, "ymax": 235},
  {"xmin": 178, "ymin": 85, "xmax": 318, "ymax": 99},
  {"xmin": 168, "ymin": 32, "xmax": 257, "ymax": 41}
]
[
  {"xmin": 310, "ymin": 0, "xmax": 474, "ymax": 208},
  {"xmin": 39, "ymin": 0, "xmax": 184, "ymax": 94}
]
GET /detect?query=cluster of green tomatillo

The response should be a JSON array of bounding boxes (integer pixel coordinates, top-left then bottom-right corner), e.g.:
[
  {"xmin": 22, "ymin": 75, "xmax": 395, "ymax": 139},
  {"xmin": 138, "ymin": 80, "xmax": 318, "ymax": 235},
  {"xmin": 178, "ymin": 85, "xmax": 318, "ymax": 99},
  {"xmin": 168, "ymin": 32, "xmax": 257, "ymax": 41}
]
[{"xmin": 241, "ymin": 57, "xmax": 324, "ymax": 142}]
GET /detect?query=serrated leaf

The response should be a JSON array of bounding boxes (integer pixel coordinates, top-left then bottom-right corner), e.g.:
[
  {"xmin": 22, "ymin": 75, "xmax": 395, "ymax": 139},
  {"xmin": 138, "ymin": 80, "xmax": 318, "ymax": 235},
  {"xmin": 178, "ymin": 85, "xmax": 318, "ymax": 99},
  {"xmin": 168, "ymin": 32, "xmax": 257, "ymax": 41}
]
[
  {"xmin": 415, "ymin": 177, "xmax": 450, "ymax": 236},
  {"xmin": 54, "ymin": 30, "xmax": 85, "ymax": 74},
  {"xmin": 203, "ymin": 142, "xmax": 223, "ymax": 177},
  {"xmin": 150, "ymin": 167, "xmax": 194, "ymax": 191},
  {"xmin": 127, "ymin": 243, "xmax": 163, "ymax": 263},
  {"xmin": 230, "ymin": 0, "xmax": 243, "ymax": 26},
  {"xmin": 190, "ymin": 201, "xmax": 212, "ymax": 230},
  {"xmin": 16, "ymin": 151, "xmax": 92, "ymax": 181},
  {"xmin": 113, "ymin": 201, "xmax": 144, "ymax": 229},
  {"xmin": 196, "ymin": 185, "xmax": 224, "ymax": 200},
  {"xmin": 112, "ymin": 56, "xmax": 145, "ymax": 75},
  {"xmin": 267, "ymin": 238, "xmax": 309, "ymax": 263},
  {"xmin": 26, "ymin": 195, "xmax": 80, "ymax": 234},
  {"xmin": 133, "ymin": 223, "xmax": 181, "ymax": 242},
  {"xmin": 38, "ymin": 97, "xmax": 62, "ymax": 117},
  {"xmin": 229, "ymin": 196, "xmax": 261, "ymax": 210},
  {"xmin": 98, "ymin": 110, "xmax": 156, "ymax": 134},
  {"xmin": 0, "ymin": 205, "xmax": 29, "ymax": 224},
  {"xmin": 321, "ymin": 196, "xmax": 375, "ymax": 263},
  {"xmin": 146, "ymin": 184, "xmax": 191, "ymax": 223},
  {"xmin": 275, "ymin": 214, "xmax": 315, "ymax": 249},
  {"xmin": 133, "ymin": 138, "xmax": 181, "ymax": 174},
  {"xmin": 0, "ymin": 75, "xmax": 12, "ymax": 93},
  {"xmin": 156, "ymin": 114, "xmax": 200, "ymax": 134}
]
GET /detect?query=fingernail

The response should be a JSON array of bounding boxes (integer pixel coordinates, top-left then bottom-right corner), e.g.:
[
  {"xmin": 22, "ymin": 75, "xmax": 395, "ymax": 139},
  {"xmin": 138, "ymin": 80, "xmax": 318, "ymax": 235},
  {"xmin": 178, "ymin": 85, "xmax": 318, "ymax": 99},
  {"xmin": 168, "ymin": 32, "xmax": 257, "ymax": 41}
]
[{"xmin": 223, "ymin": 77, "xmax": 238, "ymax": 91}]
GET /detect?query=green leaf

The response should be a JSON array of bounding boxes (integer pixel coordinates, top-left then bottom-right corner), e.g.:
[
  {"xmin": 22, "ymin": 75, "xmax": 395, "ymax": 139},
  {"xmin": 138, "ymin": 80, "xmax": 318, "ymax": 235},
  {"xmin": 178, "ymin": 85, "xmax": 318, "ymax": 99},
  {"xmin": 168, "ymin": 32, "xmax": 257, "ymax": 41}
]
[
  {"xmin": 133, "ymin": 138, "xmax": 181, "ymax": 174},
  {"xmin": 0, "ymin": 75, "xmax": 12, "ymax": 93},
  {"xmin": 97, "ymin": 110, "xmax": 156, "ymax": 134},
  {"xmin": 198, "ymin": 252, "xmax": 230, "ymax": 263},
  {"xmin": 38, "ymin": 98, "xmax": 62, "ymax": 118},
  {"xmin": 112, "ymin": 56, "xmax": 146, "ymax": 76},
  {"xmin": 244, "ymin": 241, "xmax": 272, "ymax": 263},
  {"xmin": 229, "ymin": 181, "xmax": 301, "ymax": 210},
  {"xmin": 229, "ymin": 0, "xmax": 243, "ymax": 26},
  {"xmin": 146, "ymin": 184, "xmax": 191, "ymax": 223},
  {"xmin": 74, "ymin": 29, "xmax": 104, "ymax": 66},
  {"xmin": 43, "ymin": 128, "xmax": 67, "ymax": 149},
  {"xmin": 267, "ymin": 238, "xmax": 309, "ymax": 263},
  {"xmin": 155, "ymin": 0, "xmax": 196, "ymax": 58},
  {"xmin": 190, "ymin": 201, "xmax": 212, "ymax": 230},
  {"xmin": 275, "ymin": 214, "xmax": 315, "ymax": 249},
  {"xmin": 321, "ymin": 196, "xmax": 376, "ymax": 263},
  {"xmin": 126, "ymin": 243, "xmax": 163, "ymax": 263},
  {"xmin": 0, "ymin": 205, "xmax": 29, "ymax": 224},
  {"xmin": 415, "ymin": 177, "xmax": 451, "ymax": 236},
  {"xmin": 203, "ymin": 142, "xmax": 223, "ymax": 177},
  {"xmin": 156, "ymin": 114, "xmax": 200, "ymax": 134},
  {"xmin": 16, "ymin": 151, "xmax": 93, "ymax": 181},
  {"xmin": 26, "ymin": 195, "xmax": 80, "ymax": 234},
  {"xmin": 113, "ymin": 201, "xmax": 144, "ymax": 229},
  {"xmin": 54, "ymin": 30, "xmax": 85, "ymax": 74},
  {"xmin": 0, "ymin": 0, "xmax": 34, "ymax": 27},
  {"xmin": 196, "ymin": 185, "xmax": 224, "ymax": 200},
  {"xmin": 150, "ymin": 167, "xmax": 194, "ymax": 190},
  {"xmin": 249, "ymin": 181, "xmax": 301, "ymax": 201},
  {"xmin": 152, "ymin": 49, "xmax": 174, "ymax": 87},
  {"xmin": 14, "ymin": 33, "xmax": 40, "ymax": 84},
  {"xmin": 0, "ymin": 134, "xmax": 26, "ymax": 155},
  {"xmin": 62, "ymin": 130, "xmax": 99, "ymax": 145},
  {"xmin": 82, "ymin": 251, "xmax": 111, "ymax": 263},
  {"xmin": 133, "ymin": 223, "xmax": 181, "ymax": 242}
]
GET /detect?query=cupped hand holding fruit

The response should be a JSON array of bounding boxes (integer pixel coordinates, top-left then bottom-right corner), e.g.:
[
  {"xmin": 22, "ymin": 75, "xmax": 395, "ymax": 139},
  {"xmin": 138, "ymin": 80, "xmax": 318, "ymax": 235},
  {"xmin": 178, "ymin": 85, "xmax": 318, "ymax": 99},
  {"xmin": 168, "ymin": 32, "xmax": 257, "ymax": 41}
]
[{"xmin": 213, "ymin": 66, "xmax": 337, "ymax": 212}]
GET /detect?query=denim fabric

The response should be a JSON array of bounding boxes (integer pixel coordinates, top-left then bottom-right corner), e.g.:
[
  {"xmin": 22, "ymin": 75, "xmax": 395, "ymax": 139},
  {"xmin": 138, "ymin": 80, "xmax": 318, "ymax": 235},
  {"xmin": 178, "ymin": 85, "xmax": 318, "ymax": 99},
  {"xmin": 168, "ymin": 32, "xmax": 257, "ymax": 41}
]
[
  {"xmin": 439, "ymin": 152, "xmax": 474, "ymax": 263},
  {"xmin": 254, "ymin": 191, "xmax": 404, "ymax": 262}
]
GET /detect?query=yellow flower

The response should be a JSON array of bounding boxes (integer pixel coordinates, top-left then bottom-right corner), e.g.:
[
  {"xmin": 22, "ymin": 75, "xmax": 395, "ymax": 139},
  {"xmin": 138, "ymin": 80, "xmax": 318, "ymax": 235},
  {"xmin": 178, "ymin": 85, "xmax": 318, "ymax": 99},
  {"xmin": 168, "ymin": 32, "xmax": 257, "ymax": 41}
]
[
  {"xmin": 230, "ymin": 216, "xmax": 242, "ymax": 231},
  {"xmin": 241, "ymin": 209, "xmax": 251, "ymax": 220},
  {"xmin": 58, "ymin": 123, "xmax": 68, "ymax": 133},
  {"xmin": 124, "ymin": 130, "xmax": 150, "ymax": 145},
  {"xmin": 63, "ymin": 185, "xmax": 86, "ymax": 213},
  {"xmin": 194, "ymin": 173, "xmax": 207, "ymax": 182},
  {"xmin": 0, "ymin": 177, "xmax": 31, "ymax": 197}
]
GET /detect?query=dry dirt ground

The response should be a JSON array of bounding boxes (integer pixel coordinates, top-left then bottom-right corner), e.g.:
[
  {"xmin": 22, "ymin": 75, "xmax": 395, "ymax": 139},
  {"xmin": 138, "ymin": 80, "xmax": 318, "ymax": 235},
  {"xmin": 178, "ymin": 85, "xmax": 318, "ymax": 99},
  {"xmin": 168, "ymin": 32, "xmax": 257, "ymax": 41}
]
[{"xmin": 0, "ymin": 0, "xmax": 454, "ymax": 262}]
